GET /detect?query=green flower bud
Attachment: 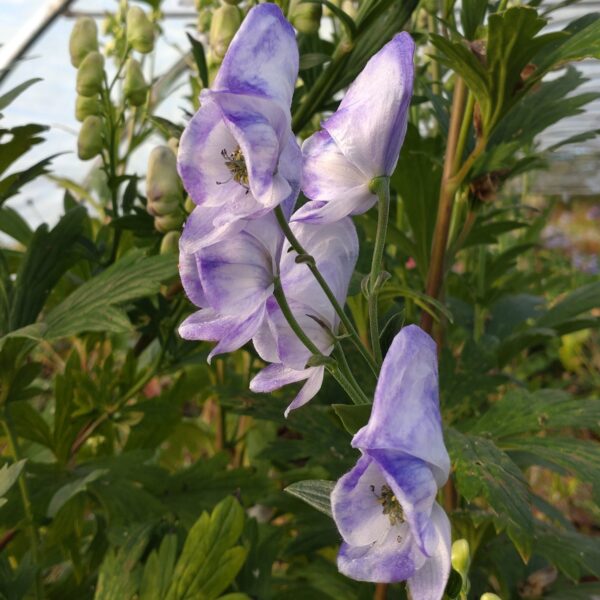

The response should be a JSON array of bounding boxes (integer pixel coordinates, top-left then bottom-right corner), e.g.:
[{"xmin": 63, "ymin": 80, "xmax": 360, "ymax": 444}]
[
  {"xmin": 480, "ymin": 594, "xmax": 502, "ymax": 600},
  {"xmin": 451, "ymin": 539, "xmax": 471, "ymax": 576},
  {"xmin": 126, "ymin": 6, "xmax": 155, "ymax": 54},
  {"xmin": 289, "ymin": 0, "xmax": 322, "ymax": 35},
  {"xmin": 149, "ymin": 195, "xmax": 180, "ymax": 217},
  {"xmin": 75, "ymin": 95, "xmax": 101, "ymax": 122},
  {"xmin": 147, "ymin": 146, "xmax": 180, "ymax": 202},
  {"xmin": 197, "ymin": 8, "xmax": 212, "ymax": 33},
  {"xmin": 160, "ymin": 230, "xmax": 181, "ymax": 254},
  {"xmin": 124, "ymin": 58, "xmax": 148, "ymax": 107},
  {"xmin": 341, "ymin": 0, "xmax": 358, "ymax": 19},
  {"xmin": 78, "ymin": 116, "xmax": 103, "ymax": 160},
  {"xmin": 155, "ymin": 212, "xmax": 184, "ymax": 233},
  {"xmin": 184, "ymin": 196, "xmax": 195, "ymax": 214},
  {"xmin": 76, "ymin": 51, "xmax": 105, "ymax": 97},
  {"xmin": 209, "ymin": 4, "xmax": 242, "ymax": 61},
  {"xmin": 69, "ymin": 17, "xmax": 99, "ymax": 68}
]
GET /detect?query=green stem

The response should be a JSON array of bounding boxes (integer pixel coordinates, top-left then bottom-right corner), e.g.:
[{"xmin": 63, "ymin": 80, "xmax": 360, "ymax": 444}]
[
  {"xmin": 3, "ymin": 416, "xmax": 43, "ymax": 599},
  {"xmin": 273, "ymin": 277, "xmax": 322, "ymax": 358},
  {"xmin": 453, "ymin": 91, "xmax": 475, "ymax": 175},
  {"xmin": 274, "ymin": 205, "xmax": 378, "ymax": 377},
  {"xmin": 335, "ymin": 344, "xmax": 370, "ymax": 405},
  {"xmin": 367, "ymin": 176, "xmax": 391, "ymax": 364},
  {"xmin": 273, "ymin": 278, "xmax": 368, "ymax": 406}
]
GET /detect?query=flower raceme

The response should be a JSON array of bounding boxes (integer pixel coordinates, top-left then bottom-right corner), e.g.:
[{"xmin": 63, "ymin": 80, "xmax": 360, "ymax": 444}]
[
  {"xmin": 177, "ymin": 3, "xmax": 301, "ymax": 249},
  {"xmin": 179, "ymin": 214, "xmax": 359, "ymax": 416},
  {"xmin": 250, "ymin": 218, "xmax": 359, "ymax": 416},
  {"xmin": 293, "ymin": 32, "xmax": 415, "ymax": 225},
  {"xmin": 332, "ymin": 325, "xmax": 451, "ymax": 599}
]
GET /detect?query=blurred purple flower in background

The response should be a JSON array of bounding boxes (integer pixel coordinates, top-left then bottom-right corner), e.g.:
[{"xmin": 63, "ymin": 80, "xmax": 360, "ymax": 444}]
[
  {"xmin": 332, "ymin": 325, "xmax": 451, "ymax": 598},
  {"xmin": 177, "ymin": 3, "xmax": 301, "ymax": 248},
  {"xmin": 293, "ymin": 33, "xmax": 415, "ymax": 224}
]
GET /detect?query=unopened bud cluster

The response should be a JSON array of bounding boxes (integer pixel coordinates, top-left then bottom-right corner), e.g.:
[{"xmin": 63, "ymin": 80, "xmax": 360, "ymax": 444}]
[{"xmin": 146, "ymin": 146, "xmax": 185, "ymax": 238}]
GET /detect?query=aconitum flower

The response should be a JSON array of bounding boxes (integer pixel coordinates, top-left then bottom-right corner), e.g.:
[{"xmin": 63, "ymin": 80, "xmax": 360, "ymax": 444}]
[
  {"xmin": 250, "ymin": 218, "xmax": 359, "ymax": 416},
  {"xmin": 178, "ymin": 212, "xmax": 285, "ymax": 361},
  {"xmin": 332, "ymin": 325, "xmax": 451, "ymax": 599},
  {"xmin": 178, "ymin": 3, "xmax": 301, "ymax": 248},
  {"xmin": 293, "ymin": 33, "xmax": 415, "ymax": 224}
]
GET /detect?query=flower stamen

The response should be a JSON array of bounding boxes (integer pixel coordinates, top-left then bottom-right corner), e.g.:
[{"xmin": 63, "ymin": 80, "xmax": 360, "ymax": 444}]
[
  {"xmin": 218, "ymin": 146, "xmax": 250, "ymax": 192},
  {"xmin": 370, "ymin": 484, "xmax": 404, "ymax": 528}
]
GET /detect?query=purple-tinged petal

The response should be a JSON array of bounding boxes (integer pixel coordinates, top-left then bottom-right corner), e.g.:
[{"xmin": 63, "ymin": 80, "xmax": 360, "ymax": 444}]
[
  {"xmin": 250, "ymin": 362, "xmax": 313, "ymax": 392},
  {"xmin": 284, "ymin": 218, "xmax": 359, "ymax": 311},
  {"xmin": 266, "ymin": 297, "xmax": 334, "ymax": 370},
  {"xmin": 284, "ymin": 366, "xmax": 324, "ymax": 416},
  {"xmin": 213, "ymin": 3, "xmax": 298, "ymax": 108},
  {"xmin": 407, "ymin": 504, "xmax": 451, "ymax": 600},
  {"xmin": 368, "ymin": 450, "xmax": 438, "ymax": 557},
  {"xmin": 323, "ymin": 33, "xmax": 415, "ymax": 178},
  {"xmin": 179, "ymin": 306, "xmax": 265, "ymax": 362},
  {"xmin": 337, "ymin": 525, "xmax": 425, "ymax": 584},
  {"xmin": 252, "ymin": 317, "xmax": 280, "ymax": 364},
  {"xmin": 353, "ymin": 325, "xmax": 450, "ymax": 485},
  {"xmin": 180, "ymin": 205, "xmax": 249, "ymax": 254},
  {"xmin": 331, "ymin": 454, "xmax": 392, "ymax": 547},
  {"xmin": 296, "ymin": 129, "xmax": 374, "ymax": 222},
  {"xmin": 199, "ymin": 231, "xmax": 275, "ymax": 316},
  {"xmin": 210, "ymin": 91, "xmax": 296, "ymax": 208},
  {"xmin": 177, "ymin": 99, "xmax": 255, "ymax": 210},
  {"xmin": 249, "ymin": 363, "xmax": 325, "ymax": 417},
  {"xmin": 179, "ymin": 251, "xmax": 207, "ymax": 308}
]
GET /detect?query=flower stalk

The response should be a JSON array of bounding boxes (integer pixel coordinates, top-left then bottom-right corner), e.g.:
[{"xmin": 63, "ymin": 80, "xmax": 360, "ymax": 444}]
[
  {"xmin": 367, "ymin": 176, "xmax": 391, "ymax": 364},
  {"xmin": 274, "ymin": 205, "xmax": 379, "ymax": 376}
]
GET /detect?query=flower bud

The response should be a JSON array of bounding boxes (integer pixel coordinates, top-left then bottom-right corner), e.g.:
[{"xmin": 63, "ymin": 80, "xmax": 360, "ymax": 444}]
[
  {"xmin": 184, "ymin": 196, "xmax": 195, "ymax": 214},
  {"xmin": 155, "ymin": 212, "xmax": 184, "ymax": 233},
  {"xmin": 451, "ymin": 539, "xmax": 471, "ymax": 577},
  {"xmin": 209, "ymin": 4, "xmax": 242, "ymax": 61},
  {"xmin": 78, "ymin": 116, "xmax": 103, "ymax": 160},
  {"xmin": 126, "ymin": 6, "xmax": 155, "ymax": 54},
  {"xmin": 341, "ymin": 0, "xmax": 358, "ymax": 19},
  {"xmin": 480, "ymin": 594, "xmax": 502, "ymax": 600},
  {"xmin": 147, "ymin": 146, "xmax": 180, "ymax": 202},
  {"xmin": 75, "ymin": 95, "xmax": 101, "ymax": 122},
  {"xmin": 160, "ymin": 231, "xmax": 180, "ymax": 254},
  {"xmin": 197, "ymin": 9, "xmax": 212, "ymax": 33},
  {"xmin": 76, "ymin": 51, "xmax": 105, "ymax": 97},
  {"xmin": 69, "ymin": 17, "xmax": 99, "ymax": 68},
  {"xmin": 289, "ymin": 0, "xmax": 322, "ymax": 35},
  {"xmin": 124, "ymin": 58, "xmax": 148, "ymax": 107}
]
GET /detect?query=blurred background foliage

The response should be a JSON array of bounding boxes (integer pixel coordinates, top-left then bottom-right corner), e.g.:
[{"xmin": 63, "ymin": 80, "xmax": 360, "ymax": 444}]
[{"xmin": 0, "ymin": 0, "xmax": 599, "ymax": 598}]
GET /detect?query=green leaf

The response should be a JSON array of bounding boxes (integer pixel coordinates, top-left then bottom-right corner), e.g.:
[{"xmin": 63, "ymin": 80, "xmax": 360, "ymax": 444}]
[
  {"xmin": 186, "ymin": 33, "xmax": 209, "ymax": 88},
  {"xmin": 534, "ymin": 520, "xmax": 600, "ymax": 581},
  {"xmin": 8, "ymin": 401, "xmax": 53, "ymax": 448},
  {"xmin": 0, "ymin": 459, "xmax": 26, "ymax": 507},
  {"xmin": 0, "ymin": 78, "xmax": 42, "ymax": 111},
  {"xmin": 536, "ymin": 280, "xmax": 600, "ymax": 329},
  {"xmin": 285, "ymin": 480, "xmax": 334, "ymax": 518},
  {"xmin": 0, "ymin": 206, "xmax": 32, "ymax": 245},
  {"xmin": 139, "ymin": 534, "xmax": 177, "ymax": 600},
  {"xmin": 47, "ymin": 469, "xmax": 108, "ymax": 518},
  {"xmin": 470, "ymin": 388, "xmax": 600, "ymax": 439},
  {"xmin": 448, "ymin": 429, "xmax": 533, "ymax": 558},
  {"xmin": 147, "ymin": 116, "xmax": 184, "ymax": 140},
  {"xmin": 8, "ymin": 206, "xmax": 88, "ymax": 331},
  {"xmin": 44, "ymin": 251, "xmax": 177, "ymax": 339},
  {"xmin": 503, "ymin": 437, "xmax": 600, "ymax": 503},
  {"xmin": 332, "ymin": 404, "xmax": 371, "ymax": 435},
  {"xmin": 534, "ymin": 13, "xmax": 600, "ymax": 72},
  {"xmin": 299, "ymin": 53, "xmax": 331, "ymax": 70},
  {"xmin": 460, "ymin": 0, "xmax": 487, "ymax": 39},
  {"xmin": 165, "ymin": 496, "xmax": 247, "ymax": 600},
  {"xmin": 0, "ymin": 154, "xmax": 59, "ymax": 205}
]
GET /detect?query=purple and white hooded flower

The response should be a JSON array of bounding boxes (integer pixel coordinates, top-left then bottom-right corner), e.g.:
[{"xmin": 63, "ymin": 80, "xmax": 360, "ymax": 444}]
[
  {"xmin": 178, "ymin": 211, "xmax": 285, "ymax": 362},
  {"xmin": 332, "ymin": 325, "xmax": 451, "ymax": 599},
  {"xmin": 250, "ymin": 217, "xmax": 359, "ymax": 416},
  {"xmin": 293, "ymin": 33, "xmax": 415, "ymax": 225},
  {"xmin": 178, "ymin": 3, "xmax": 301, "ymax": 248}
]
